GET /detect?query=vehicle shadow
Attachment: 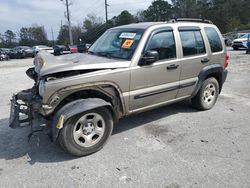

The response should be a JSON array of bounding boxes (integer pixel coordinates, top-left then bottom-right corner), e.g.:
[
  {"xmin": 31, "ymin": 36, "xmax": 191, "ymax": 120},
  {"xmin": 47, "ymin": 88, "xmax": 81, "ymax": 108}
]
[
  {"xmin": 0, "ymin": 101, "xmax": 197, "ymax": 164},
  {"xmin": 113, "ymin": 101, "xmax": 197, "ymax": 135}
]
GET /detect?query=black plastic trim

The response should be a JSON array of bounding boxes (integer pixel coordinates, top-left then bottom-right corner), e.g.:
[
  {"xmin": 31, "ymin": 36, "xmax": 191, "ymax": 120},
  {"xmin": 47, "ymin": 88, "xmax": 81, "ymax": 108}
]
[
  {"xmin": 191, "ymin": 64, "xmax": 224, "ymax": 97},
  {"xmin": 179, "ymin": 81, "xmax": 196, "ymax": 89},
  {"xmin": 134, "ymin": 81, "xmax": 196, "ymax": 100},
  {"xmin": 134, "ymin": 86, "xmax": 178, "ymax": 99}
]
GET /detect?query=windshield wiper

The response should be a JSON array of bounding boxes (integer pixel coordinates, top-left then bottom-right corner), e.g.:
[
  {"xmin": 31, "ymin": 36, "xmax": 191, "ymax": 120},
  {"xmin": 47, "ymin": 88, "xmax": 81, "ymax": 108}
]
[
  {"xmin": 95, "ymin": 51, "xmax": 113, "ymax": 58},
  {"xmin": 88, "ymin": 51, "xmax": 112, "ymax": 58},
  {"xmin": 88, "ymin": 50, "xmax": 95, "ymax": 55}
]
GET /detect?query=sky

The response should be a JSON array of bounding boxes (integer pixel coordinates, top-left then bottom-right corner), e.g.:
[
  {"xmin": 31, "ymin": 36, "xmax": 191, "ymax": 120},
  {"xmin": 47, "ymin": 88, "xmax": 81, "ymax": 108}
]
[{"xmin": 0, "ymin": 0, "xmax": 154, "ymax": 40}]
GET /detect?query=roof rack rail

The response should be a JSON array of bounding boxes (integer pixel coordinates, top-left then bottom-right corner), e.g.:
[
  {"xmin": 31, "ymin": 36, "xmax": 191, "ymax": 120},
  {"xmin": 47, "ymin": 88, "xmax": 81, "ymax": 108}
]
[{"xmin": 169, "ymin": 18, "xmax": 213, "ymax": 24}]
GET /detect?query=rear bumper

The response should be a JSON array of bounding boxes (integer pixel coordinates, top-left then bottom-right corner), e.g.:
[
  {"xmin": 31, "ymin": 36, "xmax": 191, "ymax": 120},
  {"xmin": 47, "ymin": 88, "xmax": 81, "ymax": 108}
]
[{"xmin": 222, "ymin": 69, "xmax": 228, "ymax": 84}]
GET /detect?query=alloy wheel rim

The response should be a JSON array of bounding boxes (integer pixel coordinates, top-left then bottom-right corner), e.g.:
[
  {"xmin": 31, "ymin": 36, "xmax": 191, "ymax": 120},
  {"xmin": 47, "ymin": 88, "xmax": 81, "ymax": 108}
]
[
  {"xmin": 203, "ymin": 83, "xmax": 216, "ymax": 105},
  {"xmin": 73, "ymin": 113, "xmax": 105, "ymax": 147}
]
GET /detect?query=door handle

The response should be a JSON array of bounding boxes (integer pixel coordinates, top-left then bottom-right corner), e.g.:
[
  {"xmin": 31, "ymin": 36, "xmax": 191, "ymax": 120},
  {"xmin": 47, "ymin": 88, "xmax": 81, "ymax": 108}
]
[
  {"xmin": 201, "ymin": 58, "xmax": 210, "ymax": 63},
  {"xmin": 167, "ymin": 64, "xmax": 179, "ymax": 70}
]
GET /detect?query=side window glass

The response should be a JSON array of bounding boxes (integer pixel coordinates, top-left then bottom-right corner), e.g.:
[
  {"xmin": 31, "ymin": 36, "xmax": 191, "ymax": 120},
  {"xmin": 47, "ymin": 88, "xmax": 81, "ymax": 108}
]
[
  {"xmin": 146, "ymin": 31, "xmax": 176, "ymax": 60},
  {"xmin": 194, "ymin": 31, "xmax": 206, "ymax": 54},
  {"xmin": 205, "ymin": 27, "xmax": 223, "ymax": 52},
  {"xmin": 180, "ymin": 30, "xmax": 206, "ymax": 57}
]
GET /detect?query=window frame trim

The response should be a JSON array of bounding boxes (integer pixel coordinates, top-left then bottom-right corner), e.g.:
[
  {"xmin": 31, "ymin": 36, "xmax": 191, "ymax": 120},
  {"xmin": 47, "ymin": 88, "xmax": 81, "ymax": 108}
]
[
  {"xmin": 179, "ymin": 29, "xmax": 207, "ymax": 58},
  {"xmin": 204, "ymin": 27, "xmax": 223, "ymax": 53},
  {"xmin": 141, "ymin": 27, "xmax": 177, "ymax": 63}
]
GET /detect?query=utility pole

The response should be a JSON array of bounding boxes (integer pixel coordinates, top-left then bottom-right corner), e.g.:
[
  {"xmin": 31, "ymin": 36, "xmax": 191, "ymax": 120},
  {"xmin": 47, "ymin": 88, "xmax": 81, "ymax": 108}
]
[
  {"xmin": 51, "ymin": 27, "xmax": 55, "ymax": 46},
  {"xmin": 61, "ymin": 0, "xmax": 73, "ymax": 45},
  {"xmin": 105, "ymin": 0, "xmax": 108, "ymax": 25}
]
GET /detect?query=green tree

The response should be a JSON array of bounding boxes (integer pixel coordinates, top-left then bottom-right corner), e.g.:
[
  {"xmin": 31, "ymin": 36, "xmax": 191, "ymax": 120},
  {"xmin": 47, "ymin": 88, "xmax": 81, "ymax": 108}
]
[
  {"xmin": 115, "ymin": 11, "xmax": 135, "ymax": 26},
  {"xmin": 172, "ymin": 0, "xmax": 201, "ymax": 17},
  {"xmin": 0, "ymin": 33, "xmax": 4, "ymax": 48},
  {"xmin": 82, "ymin": 14, "xmax": 105, "ymax": 43},
  {"xmin": 72, "ymin": 25, "xmax": 82, "ymax": 45},
  {"xmin": 19, "ymin": 26, "xmax": 48, "ymax": 46},
  {"xmin": 171, "ymin": 0, "xmax": 250, "ymax": 33},
  {"xmin": 83, "ymin": 14, "xmax": 103, "ymax": 32},
  {"xmin": 57, "ymin": 25, "xmax": 70, "ymax": 45},
  {"xmin": 143, "ymin": 0, "xmax": 173, "ymax": 21},
  {"xmin": 4, "ymin": 30, "xmax": 16, "ymax": 47},
  {"xmin": 134, "ymin": 10, "xmax": 146, "ymax": 22},
  {"xmin": 19, "ymin": 27, "xmax": 30, "ymax": 46},
  {"xmin": 29, "ymin": 26, "xmax": 48, "ymax": 45}
]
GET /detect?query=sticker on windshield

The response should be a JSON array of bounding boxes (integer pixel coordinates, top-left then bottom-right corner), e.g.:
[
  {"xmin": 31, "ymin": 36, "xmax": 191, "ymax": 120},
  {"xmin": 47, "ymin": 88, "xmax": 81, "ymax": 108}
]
[
  {"xmin": 119, "ymin": 32, "xmax": 136, "ymax": 39},
  {"xmin": 122, "ymin": 39, "xmax": 134, "ymax": 49}
]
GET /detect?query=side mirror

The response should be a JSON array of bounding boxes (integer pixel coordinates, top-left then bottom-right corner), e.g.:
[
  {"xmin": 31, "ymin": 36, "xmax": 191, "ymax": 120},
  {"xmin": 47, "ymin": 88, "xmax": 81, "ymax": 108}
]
[{"xmin": 139, "ymin": 50, "xmax": 159, "ymax": 66}]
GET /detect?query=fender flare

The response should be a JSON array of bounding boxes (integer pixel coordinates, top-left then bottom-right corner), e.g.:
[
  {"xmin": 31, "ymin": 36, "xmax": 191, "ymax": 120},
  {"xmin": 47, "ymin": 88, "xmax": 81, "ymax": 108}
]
[
  {"xmin": 191, "ymin": 64, "xmax": 224, "ymax": 97},
  {"xmin": 51, "ymin": 98, "xmax": 112, "ymax": 142}
]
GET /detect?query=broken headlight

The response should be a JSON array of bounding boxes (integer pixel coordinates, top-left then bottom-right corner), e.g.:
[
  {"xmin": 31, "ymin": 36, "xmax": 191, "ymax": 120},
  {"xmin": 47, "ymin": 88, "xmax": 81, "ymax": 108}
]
[
  {"xmin": 34, "ymin": 55, "xmax": 45, "ymax": 73},
  {"xmin": 38, "ymin": 80, "xmax": 45, "ymax": 97}
]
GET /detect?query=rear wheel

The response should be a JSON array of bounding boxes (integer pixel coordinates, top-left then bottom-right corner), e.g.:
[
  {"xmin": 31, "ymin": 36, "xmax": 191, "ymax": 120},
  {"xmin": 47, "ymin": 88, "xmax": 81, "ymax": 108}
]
[
  {"xmin": 191, "ymin": 77, "xmax": 219, "ymax": 110},
  {"xmin": 58, "ymin": 107, "xmax": 113, "ymax": 157}
]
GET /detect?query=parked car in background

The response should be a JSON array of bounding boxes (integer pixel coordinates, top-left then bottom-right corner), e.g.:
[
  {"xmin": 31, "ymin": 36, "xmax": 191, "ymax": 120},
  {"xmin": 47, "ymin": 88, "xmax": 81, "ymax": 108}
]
[
  {"xmin": 0, "ymin": 48, "xmax": 10, "ymax": 61},
  {"xmin": 86, "ymin": 43, "xmax": 91, "ymax": 49},
  {"xmin": 77, "ymin": 44, "xmax": 87, "ymax": 53},
  {"xmin": 0, "ymin": 48, "xmax": 11, "ymax": 56},
  {"xmin": 33, "ymin": 45, "xmax": 54, "ymax": 54},
  {"xmin": 69, "ymin": 45, "xmax": 78, "ymax": 53},
  {"xmin": 246, "ymin": 34, "xmax": 250, "ymax": 54},
  {"xmin": 232, "ymin": 33, "xmax": 249, "ymax": 50},
  {"xmin": 9, "ymin": 46, "xmax": 35, "ymax": 58},
  {"xmin": 53, "ymin": 45, "xmax": 71, "ymax": 56}
]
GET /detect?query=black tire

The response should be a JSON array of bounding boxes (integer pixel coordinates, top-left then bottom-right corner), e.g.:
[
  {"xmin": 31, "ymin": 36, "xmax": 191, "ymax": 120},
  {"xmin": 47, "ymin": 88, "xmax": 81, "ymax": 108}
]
[
  {"xmin": 22, "ymin": 52, "xmax": 26, "ymax": 58},
  {"xmin": 233, "ymin": 47, "xmax": 238, "ymax": 50},
  {"xmin": 58, "ymin": 107, "xmax": 113, "ymax": 157},
  {"xmin": 191, "ymin": 77, "xmax": 219, "ymax": 111}
]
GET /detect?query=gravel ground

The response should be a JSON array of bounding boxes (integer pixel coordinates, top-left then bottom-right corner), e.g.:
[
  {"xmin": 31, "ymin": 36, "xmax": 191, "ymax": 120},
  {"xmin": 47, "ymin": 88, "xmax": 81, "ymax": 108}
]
[{"xmin": 0, "ymin": 50, "xmax": 249, "ymax": 188}]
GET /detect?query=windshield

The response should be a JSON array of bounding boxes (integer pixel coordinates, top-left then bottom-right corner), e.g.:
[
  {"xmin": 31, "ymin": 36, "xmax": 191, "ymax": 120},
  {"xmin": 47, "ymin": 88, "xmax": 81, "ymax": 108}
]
[{"xmin": 88, "ymin": 29, "xmax": 144, "ymax": 60}]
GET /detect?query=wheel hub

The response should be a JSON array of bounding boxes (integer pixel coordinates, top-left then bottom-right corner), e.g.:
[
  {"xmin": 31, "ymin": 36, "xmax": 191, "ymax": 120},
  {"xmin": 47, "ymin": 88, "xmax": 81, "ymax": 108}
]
[
  {"xmin": 83, "ymin": 122, "xmax": 94, "ymax": 135},
  {"xmin": 203, "ymin": 83, "xmax": 216, "ymax": 104}
]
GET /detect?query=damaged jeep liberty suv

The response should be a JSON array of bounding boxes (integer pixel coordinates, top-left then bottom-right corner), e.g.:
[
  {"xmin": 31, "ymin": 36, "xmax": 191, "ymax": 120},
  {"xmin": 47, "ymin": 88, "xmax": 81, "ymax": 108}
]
[{"xmin": 9, "ymin": 18, "xmax": 228, "ymax": 156}]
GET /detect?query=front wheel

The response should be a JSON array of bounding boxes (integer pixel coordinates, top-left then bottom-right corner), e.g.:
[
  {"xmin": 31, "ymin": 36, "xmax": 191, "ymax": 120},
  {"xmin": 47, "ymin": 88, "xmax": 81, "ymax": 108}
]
[
  {"xmin": 191, "ymin": 77, "xmax": 219, "ymax": 110},
  {"xmin": 58, "ymin": 107, "xmax": 113, "ymax": 157}
]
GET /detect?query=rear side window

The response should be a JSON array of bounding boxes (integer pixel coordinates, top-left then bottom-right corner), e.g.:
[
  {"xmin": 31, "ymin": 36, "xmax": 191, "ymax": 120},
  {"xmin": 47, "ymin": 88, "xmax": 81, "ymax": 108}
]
[
  {"xmin": 179, "ymin": 30, "xmax": 206, "ymax": 57},
  {"xmin": 205, "ymin": 27, "xmax": 223, "ymax": 52},
  {"xmin": 146, "ymin": 31, "xmax": 176, "ymax": 60}
]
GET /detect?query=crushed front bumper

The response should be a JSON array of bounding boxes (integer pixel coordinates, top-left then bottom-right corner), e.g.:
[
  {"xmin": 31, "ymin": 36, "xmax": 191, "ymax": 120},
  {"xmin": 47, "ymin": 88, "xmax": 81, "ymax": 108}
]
[{"xmin": 9, "ymin": 89, "xmax": 43, "ymax": 129}]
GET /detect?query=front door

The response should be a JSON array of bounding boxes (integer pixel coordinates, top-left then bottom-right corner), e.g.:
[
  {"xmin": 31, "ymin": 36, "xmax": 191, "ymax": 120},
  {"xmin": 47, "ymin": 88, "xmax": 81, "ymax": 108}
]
[{"xmin": 129, "ymin": 29, "xmax": 181, "ymax": 112}]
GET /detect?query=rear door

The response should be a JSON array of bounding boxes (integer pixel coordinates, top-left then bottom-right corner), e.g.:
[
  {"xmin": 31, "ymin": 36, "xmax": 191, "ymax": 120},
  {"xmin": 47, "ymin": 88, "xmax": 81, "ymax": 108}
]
[
  {"xmin": 204, "ymin": 27, "xmax": 225, "ymax": 67},
  {"xmin": 176, "ymin": 26, "xmax": 209, "ymax": 98},
  {"xmin": 129, "ymin": 28, "xmax": 181, "ymax": 112}
]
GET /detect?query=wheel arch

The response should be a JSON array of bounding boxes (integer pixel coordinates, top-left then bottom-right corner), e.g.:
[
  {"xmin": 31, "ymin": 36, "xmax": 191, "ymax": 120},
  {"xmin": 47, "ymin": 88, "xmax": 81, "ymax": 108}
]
[
  {"xmin": 51, "ymin": 98, "xmax": 113, "ymax": 142},
  {"xmin": 47, "ymin": 83, "xmax": 126, "ymax": 121},
  {"xmin": 192, "ymin": 64, "xmax": 224, "ymax": 97}
]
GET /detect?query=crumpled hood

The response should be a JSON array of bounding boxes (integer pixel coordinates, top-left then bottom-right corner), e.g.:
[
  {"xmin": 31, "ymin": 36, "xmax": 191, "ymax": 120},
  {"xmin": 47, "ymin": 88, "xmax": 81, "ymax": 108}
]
[{"xmin": 37, "ymin": 51, "xmax": 131, "ymax": 76}]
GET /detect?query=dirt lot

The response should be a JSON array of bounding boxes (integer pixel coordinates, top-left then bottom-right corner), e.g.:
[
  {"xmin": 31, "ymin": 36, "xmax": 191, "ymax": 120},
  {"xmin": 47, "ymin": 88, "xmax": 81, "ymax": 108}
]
[{"xmin": 0, "ymin": 49, "xmax": 249, "ymax": 188}]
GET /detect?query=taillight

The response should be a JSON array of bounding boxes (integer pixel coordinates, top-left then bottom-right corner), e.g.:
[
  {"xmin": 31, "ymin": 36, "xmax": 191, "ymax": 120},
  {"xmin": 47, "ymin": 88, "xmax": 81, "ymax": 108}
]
[{"xmin": 224, "ymin": 51, "xmax": 229, "ymax": 68}]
